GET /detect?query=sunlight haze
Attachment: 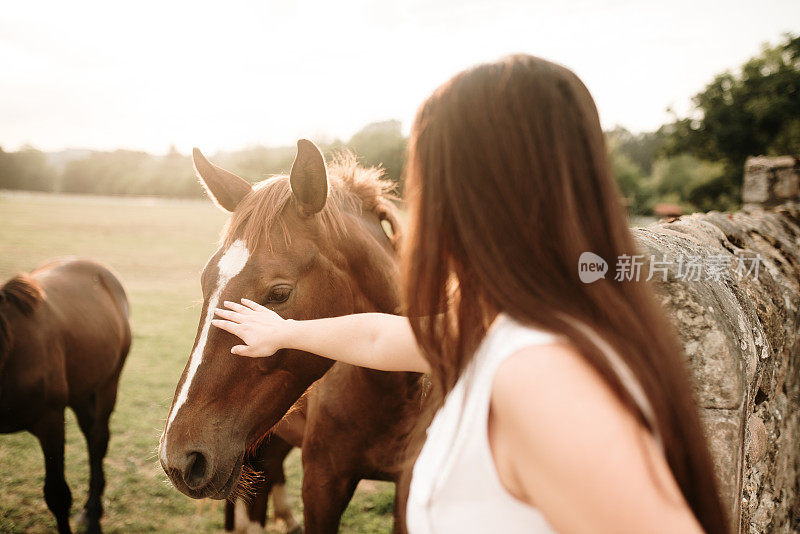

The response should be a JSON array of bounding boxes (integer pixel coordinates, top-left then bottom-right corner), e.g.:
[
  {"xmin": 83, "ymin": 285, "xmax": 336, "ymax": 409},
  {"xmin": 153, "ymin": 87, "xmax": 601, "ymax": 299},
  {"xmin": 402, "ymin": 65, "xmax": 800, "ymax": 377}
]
[{"xmin": 1, "ymin": 0, "xmax": 798, "ymax": 154}]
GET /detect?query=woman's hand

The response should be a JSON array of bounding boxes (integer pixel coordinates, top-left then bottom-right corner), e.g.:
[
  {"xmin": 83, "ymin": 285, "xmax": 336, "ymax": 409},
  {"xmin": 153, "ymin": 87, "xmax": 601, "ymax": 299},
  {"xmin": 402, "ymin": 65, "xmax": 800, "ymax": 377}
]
[{"xmin": 211, "ymin": 299, "xmax": 289, "ymax": 357}]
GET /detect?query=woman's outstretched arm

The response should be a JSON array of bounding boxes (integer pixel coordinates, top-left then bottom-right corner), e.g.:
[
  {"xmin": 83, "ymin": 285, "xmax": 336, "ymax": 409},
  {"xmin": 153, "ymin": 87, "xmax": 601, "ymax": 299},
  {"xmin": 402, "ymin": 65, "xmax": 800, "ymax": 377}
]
[{"xmin": 211, "ymin": 299, "xmax": 430, "ymax": 373}]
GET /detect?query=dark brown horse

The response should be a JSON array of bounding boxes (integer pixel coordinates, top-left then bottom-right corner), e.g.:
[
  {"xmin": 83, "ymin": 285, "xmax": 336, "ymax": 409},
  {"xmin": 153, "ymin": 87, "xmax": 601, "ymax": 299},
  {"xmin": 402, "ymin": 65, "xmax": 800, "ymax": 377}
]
[
  {"xmin": 159, "ymin": 140, "xmax": 422, "ymax": 532},
  {"xmin": 225, "ymin": 404, "xmax": 305, "ymax": 533},
  {"xmin": 0, "ymin": 259, "xmax": 131, "ymax": 534},
  {"xmin": 226, "ymin": 438, "xmax": 296, "ymax": 533}
]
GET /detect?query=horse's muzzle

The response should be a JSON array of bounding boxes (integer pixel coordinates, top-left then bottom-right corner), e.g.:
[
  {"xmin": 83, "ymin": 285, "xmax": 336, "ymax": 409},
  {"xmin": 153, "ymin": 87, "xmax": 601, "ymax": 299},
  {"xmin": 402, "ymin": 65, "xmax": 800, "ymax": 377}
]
[{"xmin": 161, "ymin": 442, "xmax": 241, "ymax": 499}]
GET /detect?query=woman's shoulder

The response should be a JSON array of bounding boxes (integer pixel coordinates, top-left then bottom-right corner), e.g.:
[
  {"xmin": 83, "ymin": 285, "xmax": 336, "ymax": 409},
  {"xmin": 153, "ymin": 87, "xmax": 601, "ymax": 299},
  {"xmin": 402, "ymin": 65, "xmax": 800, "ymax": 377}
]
[
  {"xmin": 489, "ymin": 334, "xmax": 652, "ymax": 476},
  {"xmin": 491, "ymin": 340, "xmax": 607, "ymax": 414},
  {"xmin": 490, "ymin": 336, "xmax": 638, "ymax": 443},
  {"xmin": 488, "ymin": 340, "xmax": 692, "ymax": 532},
  {"xmin": 477, "ymin": 313, "xmax": 560, "ymax": 370}
]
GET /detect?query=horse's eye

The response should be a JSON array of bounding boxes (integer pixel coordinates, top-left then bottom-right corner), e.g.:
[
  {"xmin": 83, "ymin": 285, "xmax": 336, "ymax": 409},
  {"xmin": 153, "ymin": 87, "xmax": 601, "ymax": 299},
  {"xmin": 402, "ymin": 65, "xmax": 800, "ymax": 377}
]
[{"xmin": 266, "ymin": 285, "xmax": 292, "ymax": 304}]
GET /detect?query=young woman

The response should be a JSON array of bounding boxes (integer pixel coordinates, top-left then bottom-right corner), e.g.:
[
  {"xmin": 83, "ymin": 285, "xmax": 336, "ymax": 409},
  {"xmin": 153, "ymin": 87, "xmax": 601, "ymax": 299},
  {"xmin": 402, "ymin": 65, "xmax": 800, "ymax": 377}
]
[{"xmin": 212, "ymin": 55, "xmax": 728, "ymax": 533}]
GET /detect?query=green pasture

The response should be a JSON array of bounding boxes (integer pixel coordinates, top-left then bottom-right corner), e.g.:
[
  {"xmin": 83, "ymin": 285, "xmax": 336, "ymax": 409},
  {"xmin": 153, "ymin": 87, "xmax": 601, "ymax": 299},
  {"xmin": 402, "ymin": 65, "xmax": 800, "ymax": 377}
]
[{"xmin": 0, "ymin": 191, "xmax": 394, "ymax": 533}]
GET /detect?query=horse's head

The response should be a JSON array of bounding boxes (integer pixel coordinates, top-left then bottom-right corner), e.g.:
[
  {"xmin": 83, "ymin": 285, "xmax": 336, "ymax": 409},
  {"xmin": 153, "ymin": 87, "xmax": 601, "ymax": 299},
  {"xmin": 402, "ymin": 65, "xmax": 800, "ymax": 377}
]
[{"xmin": 159, "ymin": 140, "xmax": 400, "ymax": 499}]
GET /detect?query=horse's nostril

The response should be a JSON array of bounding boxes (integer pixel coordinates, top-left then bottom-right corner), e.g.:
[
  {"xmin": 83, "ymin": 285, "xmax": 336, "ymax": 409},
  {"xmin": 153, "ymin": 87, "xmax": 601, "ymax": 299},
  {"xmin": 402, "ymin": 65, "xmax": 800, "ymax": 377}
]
[{"xmin": 184, "ymin": 451, "xmax": 209, "ymax": 489}]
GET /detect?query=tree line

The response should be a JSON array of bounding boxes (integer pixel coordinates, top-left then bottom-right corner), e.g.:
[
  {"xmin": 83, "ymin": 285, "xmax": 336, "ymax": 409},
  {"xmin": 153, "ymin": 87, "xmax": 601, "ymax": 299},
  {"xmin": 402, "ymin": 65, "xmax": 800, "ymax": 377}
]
[
  {"xmin": 0, "ymin": 119, "xmax": 406, "ymax": 200},
  {"xmin": 611, "ymin": 33, "xmax": 799, "ymax": 214},
  {"xmin": 1, "ymin": 34, "xmax": 797, "ymax": 215}
]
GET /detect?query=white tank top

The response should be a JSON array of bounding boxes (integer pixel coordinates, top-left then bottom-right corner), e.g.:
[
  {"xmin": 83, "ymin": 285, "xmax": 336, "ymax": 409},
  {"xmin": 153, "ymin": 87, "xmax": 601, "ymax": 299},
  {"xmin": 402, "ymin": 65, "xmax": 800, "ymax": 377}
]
[{"xmin": 406, "ymin": 312, "xmax": 658, "ymax": 533}]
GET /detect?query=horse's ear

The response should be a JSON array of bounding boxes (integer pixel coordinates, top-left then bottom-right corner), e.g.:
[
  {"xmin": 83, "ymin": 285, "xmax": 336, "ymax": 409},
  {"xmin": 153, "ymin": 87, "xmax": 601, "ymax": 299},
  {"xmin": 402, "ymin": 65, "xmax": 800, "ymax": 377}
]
[
  {"xmin": 192, "ymin": 148, "xmax": 253, "ymax": 212},
  {"xmin": 290, "ymin": 139, "xmax": 328, "ymax": 217}
]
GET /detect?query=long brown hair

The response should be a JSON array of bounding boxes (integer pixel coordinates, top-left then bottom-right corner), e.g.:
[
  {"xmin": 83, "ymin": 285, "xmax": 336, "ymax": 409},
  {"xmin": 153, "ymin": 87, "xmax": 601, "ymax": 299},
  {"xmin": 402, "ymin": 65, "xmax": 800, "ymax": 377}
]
[{"xmin": 401, "ymin": 55, "xmax": 728, "ymax": 533}]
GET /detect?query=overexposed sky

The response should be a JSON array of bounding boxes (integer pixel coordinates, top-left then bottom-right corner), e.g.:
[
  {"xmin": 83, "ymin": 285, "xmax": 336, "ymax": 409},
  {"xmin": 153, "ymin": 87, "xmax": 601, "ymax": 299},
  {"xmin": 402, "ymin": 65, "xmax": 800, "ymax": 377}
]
[{"xmin": 1, "ymin": 0, "xmax": 798, "ymax": 154}]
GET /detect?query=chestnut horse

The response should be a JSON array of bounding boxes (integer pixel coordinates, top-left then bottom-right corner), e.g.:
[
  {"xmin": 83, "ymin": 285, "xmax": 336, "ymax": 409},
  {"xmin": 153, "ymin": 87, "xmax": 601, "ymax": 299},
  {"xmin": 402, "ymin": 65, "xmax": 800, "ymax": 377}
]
[
  {"xmin": 160, "ymin": 140, "xmax": 422, "ymax": 532},
  {"xmin": 0, "ymin": 259, "xmax": 131, "ymax": 534}
]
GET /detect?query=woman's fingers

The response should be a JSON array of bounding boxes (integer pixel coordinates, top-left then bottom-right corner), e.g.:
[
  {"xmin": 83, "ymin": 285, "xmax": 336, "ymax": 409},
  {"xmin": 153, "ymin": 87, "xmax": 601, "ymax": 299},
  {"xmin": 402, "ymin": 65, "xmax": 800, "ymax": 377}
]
[
  {"xmin": 231, "ymin": 344, "xmax": 266, "ymax": 358},
  {"xmin": 223, "ymin": 300, "xmax": 251, "ymax": 314},
  {"xmin": 211, "ymin": 319, "xmax": 244, "ymax": 339},
  {"xmin": 217, "ymin": 298, "xmax": 278, "ymax": 358},
  {"xmin": 214, "ymin": 308, "xmax": 243, "ymax": 322},
  {"xmin": 241, "ymin": 298, "xmax": 268, "ymax": 312}
]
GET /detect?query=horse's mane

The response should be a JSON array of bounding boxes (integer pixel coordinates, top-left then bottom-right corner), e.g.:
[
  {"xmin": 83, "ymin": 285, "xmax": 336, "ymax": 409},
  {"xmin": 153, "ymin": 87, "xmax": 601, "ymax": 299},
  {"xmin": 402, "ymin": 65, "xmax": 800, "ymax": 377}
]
[
  {"xmin": 0, "ymin": 273, "xmax": 45, "ymax": 358},
  {"xmin": 222, "ymin": 152, "xmax": 398, "ymax": 250}
]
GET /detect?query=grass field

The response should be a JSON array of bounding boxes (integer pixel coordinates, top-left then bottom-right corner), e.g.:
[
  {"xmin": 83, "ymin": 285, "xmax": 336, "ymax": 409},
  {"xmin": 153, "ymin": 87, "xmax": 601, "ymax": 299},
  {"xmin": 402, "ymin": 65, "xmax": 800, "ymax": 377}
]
[{"xmin": 0, "ymin": 191, "xmax": 394, "ymax": 533}]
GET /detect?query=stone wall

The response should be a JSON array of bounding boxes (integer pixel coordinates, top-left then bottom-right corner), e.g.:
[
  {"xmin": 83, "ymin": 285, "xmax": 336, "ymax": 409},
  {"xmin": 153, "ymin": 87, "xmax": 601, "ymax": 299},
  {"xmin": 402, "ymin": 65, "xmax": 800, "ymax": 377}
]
[{"xmin": 632, "ymin": 156, "xmax": 800, "ymax": 533}]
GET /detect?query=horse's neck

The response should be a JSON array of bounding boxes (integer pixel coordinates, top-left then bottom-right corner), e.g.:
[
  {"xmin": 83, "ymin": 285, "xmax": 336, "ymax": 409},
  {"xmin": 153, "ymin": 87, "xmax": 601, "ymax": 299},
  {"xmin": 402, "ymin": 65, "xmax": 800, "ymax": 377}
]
[
  {"xmin": 337, "ymin": 360, "xmax": 423, "ymax": 394},
  {"xmin": 329, "ymin": 217, "xmax": 414, "ymax": 387},
  {"xmin": 336, "ymin": 217, "xmax": 401, "ymax": 316}
]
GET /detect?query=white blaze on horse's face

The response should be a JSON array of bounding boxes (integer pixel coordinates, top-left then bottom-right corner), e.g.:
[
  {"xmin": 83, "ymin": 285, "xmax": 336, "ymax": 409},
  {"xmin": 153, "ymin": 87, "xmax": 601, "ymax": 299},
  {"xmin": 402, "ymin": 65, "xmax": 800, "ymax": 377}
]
[{"xmin": 159, "ymin": 240, "xmax": 250, "ymax": 465}]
